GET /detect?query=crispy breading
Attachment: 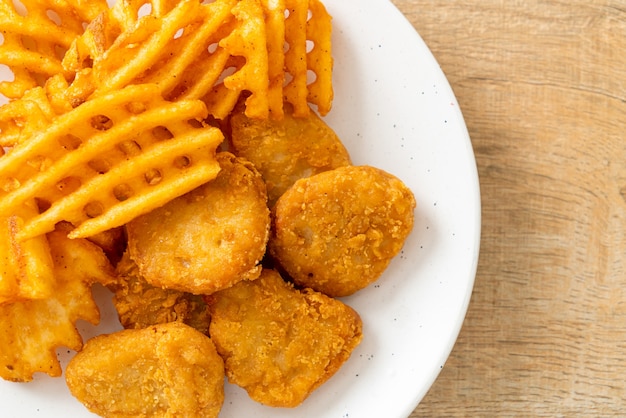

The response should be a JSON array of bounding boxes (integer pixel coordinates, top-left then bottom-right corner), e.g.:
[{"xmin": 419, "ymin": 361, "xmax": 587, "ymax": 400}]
[
  {"xmin": 65, "ymin": 322, "xmax": 225, "ymax": 418},
  {"xmin": 229, "ymin": 100, "xmax": 351, "ymax": 207},
  {"xmin": 269, "ymin": 165, "xmax": 416, "ymax": 297},
  {"xmin": 206, "ymin": 268, "xmax": 363, "ymax": 407},
  {"xmin": 112, "ymin": 251, "xmax": 210, "ymax": 333},
  {"xmin": 126, "ymin": 152, "xmax": 270, "ymax": 295}
]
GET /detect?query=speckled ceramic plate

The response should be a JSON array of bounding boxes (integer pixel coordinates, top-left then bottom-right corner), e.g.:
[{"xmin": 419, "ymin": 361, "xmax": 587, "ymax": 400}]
[{"xmin": 0, "ymin": 0, "xmax": 480, "ymax": 417}]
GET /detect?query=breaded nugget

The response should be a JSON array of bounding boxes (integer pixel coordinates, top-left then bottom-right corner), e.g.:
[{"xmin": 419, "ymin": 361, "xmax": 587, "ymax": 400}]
[
  {"xmin": 229, "ymin": 101, "xmax": 351, "ymax": 207},
  {"xmin": 206, "ymin": 269, "xmax": 363, "ymax": 408},
  {"xmin": 66, "ymin": 322, "xmax": 225, "ymax": 418},
  {"xmin": 269, "ymin": 165, "xmax": 416, "ymax": 297},
  {"xmin": 126, "ymin": 152, "xmax": 270, "ymax": 295},
  {"xmin": 112, "ymin": 251, "xmax": 210, "ymax": 333}
]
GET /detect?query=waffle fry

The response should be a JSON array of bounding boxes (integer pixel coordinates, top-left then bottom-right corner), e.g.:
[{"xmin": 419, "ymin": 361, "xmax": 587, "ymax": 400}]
[
  {"xmin": 0, "ymin": 83, "xmax": 223, "ymax": 240},
  {"xmin": 218, "ymin": 0, "xmax": 269, "ymax": 119},
  {"xmin": 0, "ymin": 0, "xmax": 108, "ymax": 99},
  {"xmin": 0, "ymin": 227, "xmax": 107, "ymax": 382},
  {"xmin": 306, "ymin": 0, "xmax": 334, "ymax": 115},
  {"xmin": 0, "ymin": 201, "xmax": 54, "ymax": 305},
  {"xmin": 261, "ymin": 0, "xmax": 286, "ymax": 119},
  {"xmin": 54, "ymin": 0, "xmax": 333, "ymax": 120}
]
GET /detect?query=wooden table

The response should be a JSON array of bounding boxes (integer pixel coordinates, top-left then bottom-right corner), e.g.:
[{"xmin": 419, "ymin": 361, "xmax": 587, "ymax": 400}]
[{"xmin": 390, "ymin": 1, "xmax": 626, "ymax": 416}]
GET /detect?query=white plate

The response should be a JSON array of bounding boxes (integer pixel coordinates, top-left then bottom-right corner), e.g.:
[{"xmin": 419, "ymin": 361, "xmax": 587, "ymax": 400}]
[{"xmin": 0, "ymin": 0, "xmax": 481, "ymax": 417}]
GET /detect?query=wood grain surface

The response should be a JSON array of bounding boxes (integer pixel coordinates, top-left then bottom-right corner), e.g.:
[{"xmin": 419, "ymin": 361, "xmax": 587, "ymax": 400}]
[{"xmin": 390, "ymin": 1, "xmax": 626, "ymax": 416}]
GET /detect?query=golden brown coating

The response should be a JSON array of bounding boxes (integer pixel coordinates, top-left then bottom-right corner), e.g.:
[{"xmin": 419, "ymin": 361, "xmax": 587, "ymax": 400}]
[
  {"xmin": 126, "ymin": 152, "xmax": 270, "ymax": 295},
  {"xmin": 65, "ymin": 322, "xmax": 225, "ymax": 418},
  {"xmin": 269, "ymin": 165, "xmax": 416, "ymax": 297},
  {"xmin": 229, "ymin": 101, "xmax": 351, "ymax": 207},
  {"xmin": 206, "ymin": 269, "xmax": 363, "ymax": 408},
  {"xmin": 112, "ymin": 251, "xmax": 210, "ymax": 333}
]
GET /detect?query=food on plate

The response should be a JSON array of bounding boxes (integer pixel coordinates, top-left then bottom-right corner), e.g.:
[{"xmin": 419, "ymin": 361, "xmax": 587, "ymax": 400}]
[
  {"xmin": 205, "ymin": 268, "xmax": 363, "ymax": 407},
  {"xmin": 0, "ymin": 0, "xmax": 108, "ymax": 100},
  {"xmin": 269, "ymin": 165, "xmax": 416, "ymax": 297},
  {"xmin": 86, "ymin": 225, "xmax": 126, "ymax": 265},
  {"xmin": 0, "ymin": 0, "xmax": 420, "ymax": 415},
  {"xmin": 59, "ymin": 0, "xmax": 332, "ymax": 119},
  {"xmin": 65, "ymin": 322, "xmax": 225, "ymax": 418},
  {"xmin": 0, "ymin": 225, "xmax": 112, "ymax": 382},
  {"xmin": 112, "ymin": 251, "xmax": 210, "ymax": 333},
  {"xmin": 0, "ymin": 201, "xmax": 54, "ymax": 304},
  {"xmin": 0, "ymin": 83, "xmax": 223, "ymax": 241},
  {"xmin": 126, "ymin": 152, "xmax": 270, "ymax": 295},
  {"xmin": 229, "ymin": 99, "xmax": 351, "ymax": 207}
]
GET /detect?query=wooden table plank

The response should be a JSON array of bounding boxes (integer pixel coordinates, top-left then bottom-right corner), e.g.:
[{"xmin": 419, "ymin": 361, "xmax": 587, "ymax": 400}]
[{"xmin": 388, "ymin": 1, "xmax": 626, "ymax": 415}]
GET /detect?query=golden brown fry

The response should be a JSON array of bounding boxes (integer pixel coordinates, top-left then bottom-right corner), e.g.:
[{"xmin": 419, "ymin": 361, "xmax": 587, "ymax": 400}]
[
  {"xmin": 219, "ymin": 0, "xmax": 269, "ymax": 119},
  {"xmin": 58, "ymin": 0, "xmax": 333, "ymax": 119},
  {"xmin": 230, "ymin": 100, "xmax": 351, "ymax": 207},
  {"xmin": 0, "ymin": 0, "xmax": 108, "ymax": 99},
  {"xmin": 113, "ymin": 251, "xmax": 210, "ymax": 333},
  {"xmin": 0, "ymin": 200, "xmax": 54, "ymax": 305},
  {"xmin": 0, "ymin": 227, "xmax": 106, "ymax": 382},
  {"xmin": 206, "ymin": 268, "xmax": 363, "ymax": 407},
  {"xmin": 269, "ymin": 165, "xmax": 416, "ymax": 297},
  {"xmin": 0, "ymin": 83, "xmax": 223, "ymax": 240},
  {"xmin": 66, "ymin": 322, "xmax": 225, "ymax": 418},
  {"xmin": 127, "ymin": 152, "xmax": 270, "ymax": 295},
  {"xmin": 306, "ymin": 0, "xmax": 333, "ymax": 115}
]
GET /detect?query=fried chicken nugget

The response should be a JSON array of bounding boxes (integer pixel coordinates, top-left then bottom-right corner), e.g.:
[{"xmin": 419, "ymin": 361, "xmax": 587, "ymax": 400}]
[
  {"xmin": 126, "ymin": 152, "xmax": 270, "ymax": 295},
  {"xmin": 269, "ymin": 165, "xmax": 416, "ymax": 297},
  {"xmin": 229, "ymin": 101, "xmax": 351, "ymax": 207},
  {"xmin": 66, "ymin": 322, "xmax": 225, "ymax": 418},
  {"xmin": 206, "ymin": 268, "xmax": 363, "ymax": 408},
  {"xmin": 112, "ymin": 251, "xmax": 210, "ymax": 333}
]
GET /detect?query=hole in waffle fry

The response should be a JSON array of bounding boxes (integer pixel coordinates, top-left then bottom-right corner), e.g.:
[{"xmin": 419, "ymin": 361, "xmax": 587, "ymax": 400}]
[
  {"xmin": 21, "ymin": 36, "xmax": 37, "ymax": 52},
  {"xmin": 138, "ymin": 3, "xmax": 152, "ymax": 18},
  {"xmin": 88, "ymin": 159, "xmax": 111, "ymax": 174},
  {"xmin": 208, "ymin": 43, "xmax": 219, "ymax": 54},
  {"xmin": 126, "ymin": 102, "xmax": 147, "ymax": 114},
  {"xmin": 58, "ymin": 135, "xmax": 82, "ymax": 151},
  {"xmin": 306, "ymin": 39, "xmax": 314, "ymax": 53},
  {"xmin": 91, "ymin": 115, "xmax": 113, "ymax": 131},
  {"xmin": 84, "ymin": 201, "xmax": 104, "ymax": 218},
  {"xmin": 216, "ymin": 66, "xmax": 237, "ymax": 85},
  {"xmin": 12, "ymin": 0, "xmax": 27, "ymax": 17},
  {"xmin": 187, "ymin": 119, "xmax": 204, "ymax": 129},
  {"xmin": 54, "ymin": 44, "xmax": 66, "ymax": 60},
  {"xmin": 152, "ymin": 126, "xmax": 174, "ymax": 141},
  {"xmin": 144, "ymin": 168, "xmax": 163, "ymax": 186},
  {"xmin": 35, "ymin": 197, "xmax": 50, "ymax": 213},
  {"xmin": 113, "ymin": 184, "xmax": 134, "ymax": 201},
  {"xmin": 118, "ymin": 140, "xmax": 142, "ymax": 157},
  {"xmin": 307, "ymin": 69, "xmax": 317, "ymax": 84},
  {"xmin": 2, "ymin": 177, "xmax": 20, "ymax": 193},
  {"xmin": 45, "ymin": 9, "xmax": 62, "ymax": 25},
  {"xmin": 173, "ymin": 155, "xmax": 191, "ymax": 169},
  {"xmin": 56, "ymin": 177, "xmax": 82, "ymax": 195},
  {"xmin": 174, "ymin": 28, "xmax": 184, "ymax": 39},
  {"xmin": 0, "ymin": 64, "xmax": 14, "ymax": 82},
  {"xmin": 284, "ymin": 72, "xmax": 293, "ymax": 86}
]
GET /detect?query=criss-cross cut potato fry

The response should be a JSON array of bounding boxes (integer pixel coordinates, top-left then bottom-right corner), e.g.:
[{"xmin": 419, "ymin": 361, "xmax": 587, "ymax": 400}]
[
  {"xmin": 305, "ymin": 0, "xmax": 333, "ymax": 115},
  {"xmin": 0, "ymin": 201, "xmax": 54, "ymax": 305},
  {"xmin": 0, "ymin": 227, "xmax": 111, "ymax": 382},
  {"xmin": 283, "ymin": 0, "xmax": 333, "ymax": 117},
  {"xmin": 0, "ymin": 0, "xmax": 108, "ymax": 99},
  {"xmin": 55, "ymin": 0, "xmax": 333, "ymax": 120},
  {"xmin": 0, "ymin": 83, "xmax": 223, "ymax": 240}
]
